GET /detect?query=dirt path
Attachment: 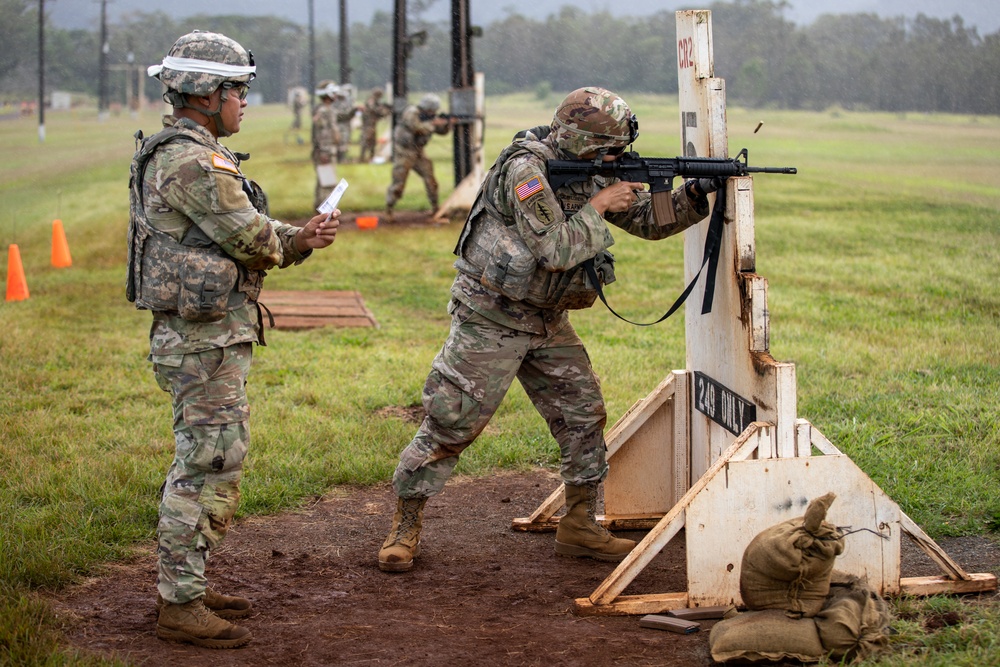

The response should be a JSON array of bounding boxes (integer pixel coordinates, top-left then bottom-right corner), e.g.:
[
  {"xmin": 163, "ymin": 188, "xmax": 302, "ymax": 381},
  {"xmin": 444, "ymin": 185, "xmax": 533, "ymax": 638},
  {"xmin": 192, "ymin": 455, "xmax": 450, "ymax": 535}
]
[{"xmin": 50, "ymin": 469, "xmax": 1000, "ymax": 666}]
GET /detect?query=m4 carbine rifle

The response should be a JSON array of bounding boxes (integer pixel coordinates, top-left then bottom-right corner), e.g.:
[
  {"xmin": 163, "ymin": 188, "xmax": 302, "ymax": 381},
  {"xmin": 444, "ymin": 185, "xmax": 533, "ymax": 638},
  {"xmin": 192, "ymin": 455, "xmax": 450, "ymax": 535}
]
[{"xmin": 546, "ymin": 148, "xmax": 796, "ymax": 193}]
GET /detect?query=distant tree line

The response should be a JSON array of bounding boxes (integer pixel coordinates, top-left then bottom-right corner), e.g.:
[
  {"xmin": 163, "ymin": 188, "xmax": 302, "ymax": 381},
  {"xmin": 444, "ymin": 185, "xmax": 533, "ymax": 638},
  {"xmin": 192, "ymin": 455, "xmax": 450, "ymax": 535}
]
[{"xmin": 1, "ymin": 0, "xmax": 997, "ymax": 115}]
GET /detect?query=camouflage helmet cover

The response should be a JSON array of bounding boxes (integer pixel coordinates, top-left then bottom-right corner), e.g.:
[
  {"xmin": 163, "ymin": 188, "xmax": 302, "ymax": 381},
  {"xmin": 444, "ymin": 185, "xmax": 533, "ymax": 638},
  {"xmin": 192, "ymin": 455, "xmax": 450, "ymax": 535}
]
[
  {"xmin": 550, "ymin": 86, "xmax": 638, "ymax": 157},
  {"xmin": 417, "ymin": 94, "xmax": 441, "ymax": 112},
  {"xmin": 148, "ymin": 30, "xmax": 255, "ymax": 97}
]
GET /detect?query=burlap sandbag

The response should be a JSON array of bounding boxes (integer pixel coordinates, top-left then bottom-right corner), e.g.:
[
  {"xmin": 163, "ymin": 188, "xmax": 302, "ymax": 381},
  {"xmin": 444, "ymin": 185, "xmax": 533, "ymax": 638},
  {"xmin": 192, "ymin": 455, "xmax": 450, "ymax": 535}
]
[
  {"xmin": 740, "ymin": 492, "xmax": 845, "ymax": 617},
  {"xmin": 709, "ymin": 609, "xmax": 825, "ymax": 663},
  {"xmin": 814, "ymin": 571, "xmax": 892, "ymax": 661}
]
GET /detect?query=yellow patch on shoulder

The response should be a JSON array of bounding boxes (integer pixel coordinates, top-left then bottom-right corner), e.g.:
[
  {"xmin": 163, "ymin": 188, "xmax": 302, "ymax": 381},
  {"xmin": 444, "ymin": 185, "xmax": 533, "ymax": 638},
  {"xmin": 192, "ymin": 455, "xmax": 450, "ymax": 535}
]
[{"xmin": 211, "ymin": 153, "xmax": 240, "ymax": 174}]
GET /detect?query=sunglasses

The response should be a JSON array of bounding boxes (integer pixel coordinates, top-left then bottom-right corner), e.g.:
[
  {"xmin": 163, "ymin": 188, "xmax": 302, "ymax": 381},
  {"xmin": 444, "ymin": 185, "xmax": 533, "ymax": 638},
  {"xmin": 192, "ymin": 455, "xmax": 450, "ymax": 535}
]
[{"xmin": 222, "ymin": 81, "xmax": 250, "ymax": 101}]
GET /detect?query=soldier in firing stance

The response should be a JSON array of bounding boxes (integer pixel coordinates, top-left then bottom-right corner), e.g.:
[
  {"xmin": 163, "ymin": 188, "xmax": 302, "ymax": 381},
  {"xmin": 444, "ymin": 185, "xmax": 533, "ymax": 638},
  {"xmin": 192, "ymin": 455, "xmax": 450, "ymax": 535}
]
[{"xmin": 378, "ymin": 87, "xmax": 722, "ymax": 572}]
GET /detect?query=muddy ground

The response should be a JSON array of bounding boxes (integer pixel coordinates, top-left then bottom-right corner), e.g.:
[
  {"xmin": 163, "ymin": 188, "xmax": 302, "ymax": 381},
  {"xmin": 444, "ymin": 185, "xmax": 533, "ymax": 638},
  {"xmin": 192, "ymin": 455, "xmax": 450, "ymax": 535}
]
[{"xmin": 50, "ymin": 468, "xmax": 1000, "ymax": 667}]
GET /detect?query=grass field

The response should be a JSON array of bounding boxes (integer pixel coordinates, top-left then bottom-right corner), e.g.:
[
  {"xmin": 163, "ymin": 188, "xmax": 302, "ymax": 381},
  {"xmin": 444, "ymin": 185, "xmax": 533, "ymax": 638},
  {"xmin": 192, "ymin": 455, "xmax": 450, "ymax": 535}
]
[{"xmin": 0, "ymin": 94, "xmax": 998, "ymax": 665}]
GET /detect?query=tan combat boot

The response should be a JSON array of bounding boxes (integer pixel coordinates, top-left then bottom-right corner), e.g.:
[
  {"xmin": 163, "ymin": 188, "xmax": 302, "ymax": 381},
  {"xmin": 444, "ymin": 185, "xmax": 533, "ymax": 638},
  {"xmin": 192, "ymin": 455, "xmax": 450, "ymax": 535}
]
[
  {"xmin": 555, "ymin": 483, "xmax": 636, "ymax": 562},
  {"xmin": 378, "ymin": 497, "xmax": 427, "ymax": 572},
  {"xmin": 156, "ymin": 597, "xmax": 252, "ymax": 649},
  {"xmin": 156, "ymin": 587, "xmax": 252, "ymax": 619}
]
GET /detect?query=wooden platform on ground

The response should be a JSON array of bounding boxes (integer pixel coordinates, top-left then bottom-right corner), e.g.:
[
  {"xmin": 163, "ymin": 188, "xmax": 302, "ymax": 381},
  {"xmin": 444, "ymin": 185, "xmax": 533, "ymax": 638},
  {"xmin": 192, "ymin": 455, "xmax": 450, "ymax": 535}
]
[{"xmin": 260, "ymin": 290, "xmax": 378, "ymax": 330}]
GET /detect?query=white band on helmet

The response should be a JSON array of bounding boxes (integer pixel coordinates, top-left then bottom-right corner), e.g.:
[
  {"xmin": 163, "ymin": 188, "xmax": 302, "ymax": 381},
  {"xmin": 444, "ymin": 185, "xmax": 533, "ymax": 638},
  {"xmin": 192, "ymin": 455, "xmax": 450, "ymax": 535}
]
[{"xmin": 148, "ymin": 56, "xmax": 256, "ymax": 79}]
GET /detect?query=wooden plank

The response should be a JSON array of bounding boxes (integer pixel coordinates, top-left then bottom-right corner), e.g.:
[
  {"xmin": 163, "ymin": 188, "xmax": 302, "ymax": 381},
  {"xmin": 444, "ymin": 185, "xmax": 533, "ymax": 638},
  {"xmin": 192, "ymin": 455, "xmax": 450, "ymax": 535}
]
[
  {"xmin": 900, "ymin": 574, "xmax": 997, "ymax": 596},
  {"xmin": 575, "ymin": 592, "xmax": 689, "ymax": 617},
  {"xmin": 900, "ymin": 511, "xmax": 970, "ymax": 580},
  {"xmin": 589, "ymin": 427, "xmax": 763, "ymax": 607},
  {"xmin": 795, "ymin": 418, "xmax": 813, "ymax": 458}
]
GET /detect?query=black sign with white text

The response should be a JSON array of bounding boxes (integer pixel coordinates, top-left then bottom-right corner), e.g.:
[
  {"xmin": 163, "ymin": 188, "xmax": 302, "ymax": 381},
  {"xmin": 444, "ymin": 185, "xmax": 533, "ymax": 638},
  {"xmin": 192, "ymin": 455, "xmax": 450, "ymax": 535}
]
[{"xmin": 693, "ymin": 371, "xmax": 757, "ymax": 436}]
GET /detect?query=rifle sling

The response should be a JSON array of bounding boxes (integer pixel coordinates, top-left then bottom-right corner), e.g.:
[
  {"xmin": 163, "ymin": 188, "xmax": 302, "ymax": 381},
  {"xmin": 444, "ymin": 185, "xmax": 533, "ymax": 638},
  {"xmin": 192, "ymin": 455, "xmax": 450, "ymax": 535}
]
[{"xmin": 583, "ymin": 182, "xmax": 726, "ymax": 326}]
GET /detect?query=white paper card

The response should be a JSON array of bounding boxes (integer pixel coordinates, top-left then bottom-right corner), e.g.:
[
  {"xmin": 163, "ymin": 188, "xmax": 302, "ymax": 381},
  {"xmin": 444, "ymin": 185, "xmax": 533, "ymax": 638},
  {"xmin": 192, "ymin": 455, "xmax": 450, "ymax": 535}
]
[
  {"xmin": 317, "ymin": 178, "xmax": 348, "ymax": 215},
  {"xmin": 315, "ymin": 163, "xmax": 337, "ymax": 187}
]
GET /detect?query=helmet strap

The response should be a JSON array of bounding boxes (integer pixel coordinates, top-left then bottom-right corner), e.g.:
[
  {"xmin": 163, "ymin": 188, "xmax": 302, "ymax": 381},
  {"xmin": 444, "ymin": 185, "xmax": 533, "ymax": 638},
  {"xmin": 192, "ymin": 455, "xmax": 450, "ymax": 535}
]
[{"xmin": 170, "ymin": 88, "xmax": 233, "ymax": 138}]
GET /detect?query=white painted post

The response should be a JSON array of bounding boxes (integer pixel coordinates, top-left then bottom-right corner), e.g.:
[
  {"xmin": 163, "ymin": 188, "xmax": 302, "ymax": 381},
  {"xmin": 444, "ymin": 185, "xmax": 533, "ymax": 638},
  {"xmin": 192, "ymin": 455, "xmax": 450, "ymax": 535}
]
[{"xmin": 677, "ymin": 10, "xmax": 796, "ymax": 478}]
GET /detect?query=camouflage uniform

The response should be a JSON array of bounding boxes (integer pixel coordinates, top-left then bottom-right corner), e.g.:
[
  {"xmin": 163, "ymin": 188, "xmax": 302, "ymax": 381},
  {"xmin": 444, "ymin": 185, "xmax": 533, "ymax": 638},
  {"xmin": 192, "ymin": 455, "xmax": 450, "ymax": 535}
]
[
  {"xmin": 311, "ymin": 99, "xmax": 341, "ymax": 209},
  {"xmin": 385, "ymin": 101, "xmax": 450, "ymax": 213},
  {"xmin": 332, "ymin": 91, "xmax": 356, "ymax": 163},
  {"xmin": 359, "ymin": 90, "xmax": 391, "ymax": 163},
  {"xmin": 391, "ymin": 109, "xmax": 710, "ymax": 500},
  {"xmin": 134, "ymin": 114, "xmax": 311, "ymax": 605}
]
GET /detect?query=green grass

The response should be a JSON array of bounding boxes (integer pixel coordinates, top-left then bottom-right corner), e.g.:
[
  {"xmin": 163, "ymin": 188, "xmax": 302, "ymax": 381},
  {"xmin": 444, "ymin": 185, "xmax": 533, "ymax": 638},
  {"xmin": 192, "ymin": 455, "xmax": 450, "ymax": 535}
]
[{"xmin": 1, "ymin": 97, "xmax": 998, "ymax": 665}]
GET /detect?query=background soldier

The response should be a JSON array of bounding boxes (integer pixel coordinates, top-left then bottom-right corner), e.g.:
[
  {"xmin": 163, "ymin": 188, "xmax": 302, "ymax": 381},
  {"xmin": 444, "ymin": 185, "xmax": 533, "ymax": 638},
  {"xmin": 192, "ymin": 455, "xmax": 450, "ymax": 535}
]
[
  {"xmin": 312, "ymin": 80, "xmax": 342, "ymax": 210},
  {"xmin": 384, "ymin": 94, "xmax": 452, "ymax": 221},
  {"xmin": 333, "ymin": 84, "xmax": 357, "ymax": 163},
  {"xmin": 377, "ymin": 87, "xmax": 723, "ymax": 573},
  {"xmin": 132, "ymin": 30, "xmax": 340, "ymax": 648},
  {"xmin": 359, "ymin": 88, "xmax": 392, "ymax": 163}
]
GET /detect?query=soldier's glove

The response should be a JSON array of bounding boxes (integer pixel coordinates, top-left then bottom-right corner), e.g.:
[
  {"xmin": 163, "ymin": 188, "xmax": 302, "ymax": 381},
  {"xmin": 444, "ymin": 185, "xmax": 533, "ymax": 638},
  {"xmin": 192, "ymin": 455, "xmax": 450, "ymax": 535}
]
[{"xmin": 689, "ymin": 176, "xmax": 726, "ymax": 198}]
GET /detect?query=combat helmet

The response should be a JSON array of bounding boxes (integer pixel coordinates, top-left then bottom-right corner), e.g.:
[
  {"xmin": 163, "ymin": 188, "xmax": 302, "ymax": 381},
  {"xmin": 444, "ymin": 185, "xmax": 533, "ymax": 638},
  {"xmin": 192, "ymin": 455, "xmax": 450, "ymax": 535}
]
[
  {"xmin": 417, "ymin": 94, "xmax": 441, "ymax": 113},
  {"xmin": 550, "ymin": 87, "xmax": 638, "ymax": 158},
  {"xmin": 148, "ymin": 30, "xmax": 256, "ymax": 137}
]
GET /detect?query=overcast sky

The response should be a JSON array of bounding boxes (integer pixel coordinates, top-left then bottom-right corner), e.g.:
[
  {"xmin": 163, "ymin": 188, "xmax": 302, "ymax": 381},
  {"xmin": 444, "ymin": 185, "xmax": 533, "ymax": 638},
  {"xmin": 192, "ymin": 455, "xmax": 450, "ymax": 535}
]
[{"xmin": 47, "ymin": 0, "xmax": 1000, "ymax": 35}]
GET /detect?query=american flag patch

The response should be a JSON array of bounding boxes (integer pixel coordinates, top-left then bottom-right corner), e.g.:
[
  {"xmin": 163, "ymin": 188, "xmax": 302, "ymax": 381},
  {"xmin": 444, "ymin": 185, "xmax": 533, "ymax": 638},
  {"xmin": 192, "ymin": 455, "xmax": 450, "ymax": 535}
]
[
  {"xmin": 212, "ymin": 153, "xmax": 239, "ymax": 174},
  {"xmin": 515, "ymin": 176, "xmax": 544, "ymax": 201}
]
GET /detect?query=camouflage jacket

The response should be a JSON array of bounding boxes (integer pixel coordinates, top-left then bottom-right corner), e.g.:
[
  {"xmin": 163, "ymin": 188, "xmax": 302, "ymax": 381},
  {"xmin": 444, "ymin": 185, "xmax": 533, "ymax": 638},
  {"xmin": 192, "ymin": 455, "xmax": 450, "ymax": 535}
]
[
  {"xmin": 393, "ymin": 105, "xmax": 439, "ymax": 152},
  {"xmin": 311, "ymin": 103, "xmax": 340, "ymax": 160},
  {"xmin": 452, "ymin": 130, "xmax": 709, "ymax": 335},
  {"xmin": 361, "ymin": 96, "xmax": 391, "ymax": 131},
  {"xmin": 138, "ymin": 115, "xmax": 308, "ymax": 356}
]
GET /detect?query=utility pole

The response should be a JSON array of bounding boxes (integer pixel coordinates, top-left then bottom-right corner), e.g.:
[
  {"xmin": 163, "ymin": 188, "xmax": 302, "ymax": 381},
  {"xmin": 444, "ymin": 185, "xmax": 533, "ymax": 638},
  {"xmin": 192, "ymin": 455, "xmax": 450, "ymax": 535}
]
[
  {"xmin": 450, "ymin": 0, "xmax": 475, "ymax": 185},
  {"xmin": 38, "ymin": 0, "xmax": 45, "ymax": 142},
  {"xmin": 98, "ymin": 0, "xmax": 109, "ymax": 121},
  {"xmin": 391, "ymin": 0, "xmax": 408, "ymax": 126},
  {"xmin": 308, "ymin": 0, "xmax": 316, "ymax": 108},
  {"xmin": 339, "ymin": 0, "xmax": 350, "ymax": 84}
]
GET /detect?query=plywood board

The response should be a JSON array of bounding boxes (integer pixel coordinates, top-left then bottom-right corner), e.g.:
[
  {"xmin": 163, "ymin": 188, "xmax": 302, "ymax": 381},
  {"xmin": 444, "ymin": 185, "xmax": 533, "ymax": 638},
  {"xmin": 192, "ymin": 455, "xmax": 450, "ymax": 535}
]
[{"xmin": 685, "ymin": 455, "xmax": 902, "ymax": 607}]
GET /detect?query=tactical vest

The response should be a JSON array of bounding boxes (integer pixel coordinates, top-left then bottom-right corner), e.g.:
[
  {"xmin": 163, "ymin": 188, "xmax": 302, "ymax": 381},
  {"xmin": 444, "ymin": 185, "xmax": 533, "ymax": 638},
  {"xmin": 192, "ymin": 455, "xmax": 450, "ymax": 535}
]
[
  {"xmin": 453, "ymin": 130, "xmax": 615, "ymax": 311},
  {"xmin": 127, "ymin": 125, "xmax": 266, "ymax": 322}
]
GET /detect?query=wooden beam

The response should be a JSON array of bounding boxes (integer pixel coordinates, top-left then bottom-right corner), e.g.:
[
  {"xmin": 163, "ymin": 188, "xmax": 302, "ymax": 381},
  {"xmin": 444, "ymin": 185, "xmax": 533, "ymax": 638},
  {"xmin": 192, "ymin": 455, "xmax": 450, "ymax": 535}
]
[
  {"xmin": 588, "ymin": 426, "xmax": 764, "ymax": 607},
  {"xmin": 900, "ymin": 511, "xmax": 971, "ymax": 581},
  {"xmin": 899, "ymin": 574, "xmax": 997, "ymax": 596},
  {"xmin": 574, "ymin": 592, "xmax": 689, "ymax": 617}
]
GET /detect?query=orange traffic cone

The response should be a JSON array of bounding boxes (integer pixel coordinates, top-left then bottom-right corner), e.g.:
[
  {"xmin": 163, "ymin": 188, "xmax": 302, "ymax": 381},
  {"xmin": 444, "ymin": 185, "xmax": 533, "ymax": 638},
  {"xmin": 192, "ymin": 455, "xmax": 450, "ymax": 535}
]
[
  {"xmin": 6, "ymin": 244, "xmax": 30, "ymax": 301},
  {"xmin": 51, "ymin": 219, "xmax": 72, "ymax": 268}
]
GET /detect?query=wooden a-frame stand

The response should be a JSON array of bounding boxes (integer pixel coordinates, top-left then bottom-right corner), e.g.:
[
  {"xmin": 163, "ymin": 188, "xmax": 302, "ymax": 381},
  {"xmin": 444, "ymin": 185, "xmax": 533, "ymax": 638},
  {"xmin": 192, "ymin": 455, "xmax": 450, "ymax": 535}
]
[{"xmin": 512, "ymin": 10, "xmax": 996, "ymax": 616}]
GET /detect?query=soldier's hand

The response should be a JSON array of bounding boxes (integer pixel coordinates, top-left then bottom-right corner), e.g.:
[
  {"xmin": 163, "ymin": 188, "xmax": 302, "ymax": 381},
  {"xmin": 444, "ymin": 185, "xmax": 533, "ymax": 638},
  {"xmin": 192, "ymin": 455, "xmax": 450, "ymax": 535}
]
[
  {"xmin": 295, "ymin": 210, "xmax": 340, "ymax": 252},
  {"xmin": 590, "ymin": 181, "xmax": 645, "ymax": 215}
]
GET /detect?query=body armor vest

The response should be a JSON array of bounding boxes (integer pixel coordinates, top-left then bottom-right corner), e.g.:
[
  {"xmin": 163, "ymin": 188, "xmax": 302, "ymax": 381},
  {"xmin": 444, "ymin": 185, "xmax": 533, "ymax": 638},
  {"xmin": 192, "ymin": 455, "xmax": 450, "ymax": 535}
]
[
  {"xmin": 453, "ymin": 131, "xmax": 615, "ymax": 310},
  {"xmin": 127, "ymin": 125, "xmax": 266, "ymax": 322}
]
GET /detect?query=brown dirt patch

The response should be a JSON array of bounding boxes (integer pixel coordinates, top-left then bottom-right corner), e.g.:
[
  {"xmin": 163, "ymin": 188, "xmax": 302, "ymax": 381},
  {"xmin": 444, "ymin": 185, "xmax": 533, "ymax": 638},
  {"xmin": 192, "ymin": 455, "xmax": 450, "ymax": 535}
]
[{"xmin": 49, "ymin": 469, "xmax": 1000, "ymax": 666}]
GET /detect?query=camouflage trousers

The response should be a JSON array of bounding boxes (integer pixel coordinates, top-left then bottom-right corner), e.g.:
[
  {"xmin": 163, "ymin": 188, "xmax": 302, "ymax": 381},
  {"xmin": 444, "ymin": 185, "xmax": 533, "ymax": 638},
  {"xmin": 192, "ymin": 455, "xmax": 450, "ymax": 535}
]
[
  {"xmin": 359, "ymin": 125, "xmax": 378, "ymax": 163},
  {"xmin": 152, "ymin": 343, "xmax": 252, "ymax": 604},
  {"xmin": 393, "ymin": 300, "xmax": 609, "ymax": 499},
  {"xmin": 385, "ymin": 146, "xmax": 438, "ymax": 210}
]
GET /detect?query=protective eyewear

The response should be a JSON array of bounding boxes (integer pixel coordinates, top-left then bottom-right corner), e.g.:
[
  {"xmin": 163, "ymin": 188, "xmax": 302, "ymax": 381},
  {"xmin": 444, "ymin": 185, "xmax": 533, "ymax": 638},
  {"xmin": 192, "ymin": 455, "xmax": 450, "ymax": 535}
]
[
  {"xmin": 222, "ymin": 81, "xmax": 250, "ymax": 101},
  {"xmin": 605, "ymin": 114, "xmax": 639, "ymax": 155}
]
